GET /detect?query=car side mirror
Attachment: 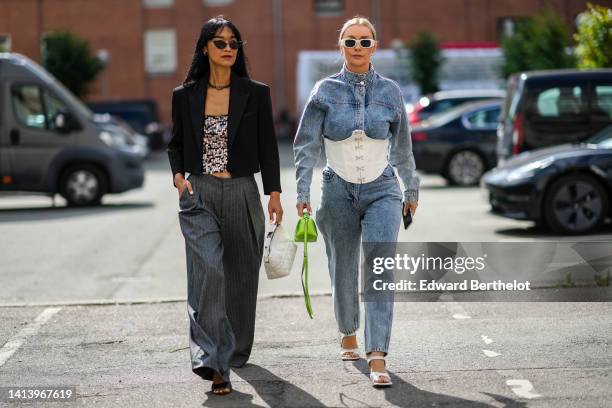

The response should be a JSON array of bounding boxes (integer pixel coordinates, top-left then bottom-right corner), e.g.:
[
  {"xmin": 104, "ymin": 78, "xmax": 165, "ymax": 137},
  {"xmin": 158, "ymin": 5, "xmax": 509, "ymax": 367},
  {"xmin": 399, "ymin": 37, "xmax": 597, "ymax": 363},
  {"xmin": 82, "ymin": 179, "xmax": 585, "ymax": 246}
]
[{"xmin": 54, "ymin": 110, "xmax": 81, "ymax": 133}]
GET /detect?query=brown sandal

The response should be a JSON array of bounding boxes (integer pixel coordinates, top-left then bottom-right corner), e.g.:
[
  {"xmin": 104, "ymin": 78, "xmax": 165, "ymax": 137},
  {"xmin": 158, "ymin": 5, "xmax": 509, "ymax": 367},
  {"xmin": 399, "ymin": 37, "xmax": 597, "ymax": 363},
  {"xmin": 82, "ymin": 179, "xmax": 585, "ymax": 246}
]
[{"xmin": 211, "ymin": 381, "xmax": 232, "ymax": 395}]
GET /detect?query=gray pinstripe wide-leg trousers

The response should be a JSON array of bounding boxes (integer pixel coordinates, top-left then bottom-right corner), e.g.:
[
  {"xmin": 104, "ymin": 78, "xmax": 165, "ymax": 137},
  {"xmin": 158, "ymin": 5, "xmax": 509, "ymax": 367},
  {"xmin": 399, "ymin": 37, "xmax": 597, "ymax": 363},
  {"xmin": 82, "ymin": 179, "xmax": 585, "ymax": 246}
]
[{"xmin": 178, "ymin": 173, "xmax": 265, "ymax": 382}]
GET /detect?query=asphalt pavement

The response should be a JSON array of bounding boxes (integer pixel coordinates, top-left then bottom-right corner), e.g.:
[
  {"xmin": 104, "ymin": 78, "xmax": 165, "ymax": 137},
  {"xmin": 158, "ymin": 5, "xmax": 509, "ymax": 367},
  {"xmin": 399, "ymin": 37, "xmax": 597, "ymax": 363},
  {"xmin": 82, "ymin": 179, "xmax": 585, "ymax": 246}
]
[{"xmin": 0, "ymin": 141, "xmax": 611, "ymax": 407}]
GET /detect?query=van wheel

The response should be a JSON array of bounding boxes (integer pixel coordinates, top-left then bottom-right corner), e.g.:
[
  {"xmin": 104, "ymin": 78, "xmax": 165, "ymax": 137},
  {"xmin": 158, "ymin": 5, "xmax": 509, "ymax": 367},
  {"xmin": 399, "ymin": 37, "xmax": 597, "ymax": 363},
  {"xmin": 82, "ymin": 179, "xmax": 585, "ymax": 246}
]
[
  {"xmin": 445, "ymin": 150, "xmax": 485, "ymax": 186},
  {"xmin": 544, "ymin": 174, "xmax": 608, "ymax": 235},
  {"xmin": 59, "ymin": 165, "xmax": 107, "ymax": 206}
]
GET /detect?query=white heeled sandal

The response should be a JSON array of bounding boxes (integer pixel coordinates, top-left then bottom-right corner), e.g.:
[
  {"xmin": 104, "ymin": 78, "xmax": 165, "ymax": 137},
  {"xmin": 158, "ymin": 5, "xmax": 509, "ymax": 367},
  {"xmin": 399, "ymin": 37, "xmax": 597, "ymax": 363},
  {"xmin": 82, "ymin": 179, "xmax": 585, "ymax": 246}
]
[
  {"xmin": 339, "ymin": 333, "xmax": 360, "ymax": 361},
  {"xmin": 367, "ymin": 355, "xmax": 392, "ymax": 387}
]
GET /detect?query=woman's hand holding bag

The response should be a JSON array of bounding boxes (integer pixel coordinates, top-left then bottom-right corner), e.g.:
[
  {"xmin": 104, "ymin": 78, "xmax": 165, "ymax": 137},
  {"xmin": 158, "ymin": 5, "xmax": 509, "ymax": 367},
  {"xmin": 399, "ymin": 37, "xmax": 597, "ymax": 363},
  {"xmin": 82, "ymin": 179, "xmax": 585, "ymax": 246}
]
[{"xmin": 263, "ymin": 223, "xmax": 297, "ymax": 280}]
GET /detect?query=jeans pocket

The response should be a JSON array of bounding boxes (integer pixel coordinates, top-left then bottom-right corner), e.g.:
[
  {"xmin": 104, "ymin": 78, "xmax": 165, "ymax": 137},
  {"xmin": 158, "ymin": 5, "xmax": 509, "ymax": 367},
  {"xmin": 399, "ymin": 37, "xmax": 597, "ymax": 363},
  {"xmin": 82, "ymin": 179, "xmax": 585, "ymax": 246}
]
[{"xmin": 379, "ymin": 165, "xmax": 396, "ymax": 180}]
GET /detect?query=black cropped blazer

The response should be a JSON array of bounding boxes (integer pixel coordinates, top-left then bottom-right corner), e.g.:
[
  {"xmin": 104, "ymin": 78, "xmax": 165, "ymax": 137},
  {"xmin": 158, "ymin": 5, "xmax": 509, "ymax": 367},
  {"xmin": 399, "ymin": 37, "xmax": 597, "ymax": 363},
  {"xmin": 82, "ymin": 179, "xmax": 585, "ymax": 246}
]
[{"xmin": 167, "ymin": 72, "xmax": 281, "ymax": 195}]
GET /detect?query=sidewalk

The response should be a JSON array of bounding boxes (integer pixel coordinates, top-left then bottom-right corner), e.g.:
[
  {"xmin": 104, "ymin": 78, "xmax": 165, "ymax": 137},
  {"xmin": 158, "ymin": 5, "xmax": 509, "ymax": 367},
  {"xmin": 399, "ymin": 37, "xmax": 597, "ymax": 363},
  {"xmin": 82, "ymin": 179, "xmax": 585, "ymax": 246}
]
[{"xmin": 1, "ymin": 296, "xmax": 611, "ymax": 407}]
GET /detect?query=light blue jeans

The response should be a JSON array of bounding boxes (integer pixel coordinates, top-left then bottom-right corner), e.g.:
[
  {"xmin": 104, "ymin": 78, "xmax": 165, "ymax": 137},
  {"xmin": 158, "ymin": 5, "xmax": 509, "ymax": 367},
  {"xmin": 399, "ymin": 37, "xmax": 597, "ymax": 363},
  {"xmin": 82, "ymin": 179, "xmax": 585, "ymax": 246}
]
[{"xmin": 315, "ymin": 164, "xmax": 402, "ymax": 355}]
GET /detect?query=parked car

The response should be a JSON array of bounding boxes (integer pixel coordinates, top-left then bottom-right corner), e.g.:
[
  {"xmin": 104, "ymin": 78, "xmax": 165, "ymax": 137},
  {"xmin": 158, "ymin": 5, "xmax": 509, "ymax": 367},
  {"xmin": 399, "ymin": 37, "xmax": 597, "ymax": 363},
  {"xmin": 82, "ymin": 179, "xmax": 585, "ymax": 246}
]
[
  {"xmin": 87, "ymin": 100, "xmax": 170, "ymax": 150},
  {"xmin": 0, "ymin": 53, "xmax": 146, "ymax": 206},
  {"xmin": 406, "ymin": 89, "xmax": 505, "ymax": 126},
  {"xmin": 482, "ymin": 124, "xmax": 612, "ymax": 235},
  {"xmin": 411, "ymin": 100, "xmax": 502, "ymax": 186},
  {"xmin": 497, "ymin": 68, "xmax": 612, "ymax": 165}
]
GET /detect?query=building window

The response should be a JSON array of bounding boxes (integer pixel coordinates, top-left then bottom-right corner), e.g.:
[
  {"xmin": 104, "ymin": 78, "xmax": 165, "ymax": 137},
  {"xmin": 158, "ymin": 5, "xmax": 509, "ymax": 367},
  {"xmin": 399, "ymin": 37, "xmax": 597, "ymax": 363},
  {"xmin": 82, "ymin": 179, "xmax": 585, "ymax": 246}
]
[
  {"xmin": 496, "ymin": 17, "xmax": 527, "ymax": 40},
  {"xmin": 143, "ymin": 0, "xmax": 174, "ymax": 7},
  {"xmin": 203, "ymin": 0, "xmax": 233, "ymax": 6},
  {"xmin": 144, "ymin": 29, "xmax": 177, "ymax": 74},
  {"xmin": 0, "ymin": 34, "xmax": 11, "ymax": 52},
  {"xmin": 314, "ymin": 0, "xmax": 344, "ymax": 16}
]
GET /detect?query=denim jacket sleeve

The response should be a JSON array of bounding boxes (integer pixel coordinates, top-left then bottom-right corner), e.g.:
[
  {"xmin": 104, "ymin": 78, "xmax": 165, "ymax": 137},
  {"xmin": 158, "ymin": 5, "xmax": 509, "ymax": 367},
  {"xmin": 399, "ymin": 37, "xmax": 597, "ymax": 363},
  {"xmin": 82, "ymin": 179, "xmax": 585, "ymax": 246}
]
[
  {"xmin": 389, "ymin": 90, "xmax": 420, "ymax": 203},
  {"xmin": 293, "ymin": 85, "xmax": 325, "ymax": 204}
]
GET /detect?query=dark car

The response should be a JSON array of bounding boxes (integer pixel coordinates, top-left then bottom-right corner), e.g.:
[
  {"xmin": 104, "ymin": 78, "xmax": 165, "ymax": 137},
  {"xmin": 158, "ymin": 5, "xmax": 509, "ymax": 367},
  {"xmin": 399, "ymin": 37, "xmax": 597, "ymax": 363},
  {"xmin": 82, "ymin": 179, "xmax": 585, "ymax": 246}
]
[
  {"xmin": 406, "ymin": 89, "xmax": 505, "ymax": 126},
  {"xmin": 411, "ymin": 100, "xmax": 502, "ymax": 186},
  {"xmin": 482, "ymin": 125, "xmax": 612, "ymax": 235},
  {"xmin": 497, "ymin": 69, "xmax": 612, "ymax": 164},
  {"xmin": 87, "ymin": 100, "xmax": 170, "ymax": 150}
]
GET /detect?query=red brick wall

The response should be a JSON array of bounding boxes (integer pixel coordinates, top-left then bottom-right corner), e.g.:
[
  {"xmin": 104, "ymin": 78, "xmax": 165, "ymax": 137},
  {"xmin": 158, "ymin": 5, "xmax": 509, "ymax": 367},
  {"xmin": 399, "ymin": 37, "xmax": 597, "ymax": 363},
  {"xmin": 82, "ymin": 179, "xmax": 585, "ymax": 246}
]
[{"xmin": 0, "ymin": 0, "xmax": 598, "ymax": 124}]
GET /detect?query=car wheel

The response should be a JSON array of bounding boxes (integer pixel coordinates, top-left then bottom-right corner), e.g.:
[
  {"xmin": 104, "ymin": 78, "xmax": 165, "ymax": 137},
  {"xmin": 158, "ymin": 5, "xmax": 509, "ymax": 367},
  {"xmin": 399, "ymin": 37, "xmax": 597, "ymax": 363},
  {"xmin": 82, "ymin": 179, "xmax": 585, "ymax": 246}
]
[
  {"xmin": 59, "ymin": 164, "xmax": 107, "ymax": 206},
  {"xmin": 445, "ymin": 150, "xmax": 485, "ymax": 186},
  {"xmin": 544, "ymin": 173, "xmax": 608, "ymax": 235}
]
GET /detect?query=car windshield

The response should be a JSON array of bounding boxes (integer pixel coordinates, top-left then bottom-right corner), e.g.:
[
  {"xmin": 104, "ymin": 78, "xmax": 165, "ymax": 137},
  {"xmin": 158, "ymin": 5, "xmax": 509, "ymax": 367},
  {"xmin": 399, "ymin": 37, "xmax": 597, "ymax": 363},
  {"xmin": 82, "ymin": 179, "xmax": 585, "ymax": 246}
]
[{"xmin": 585, "ymin": 125, "xmax": 612, "ymax": 148}]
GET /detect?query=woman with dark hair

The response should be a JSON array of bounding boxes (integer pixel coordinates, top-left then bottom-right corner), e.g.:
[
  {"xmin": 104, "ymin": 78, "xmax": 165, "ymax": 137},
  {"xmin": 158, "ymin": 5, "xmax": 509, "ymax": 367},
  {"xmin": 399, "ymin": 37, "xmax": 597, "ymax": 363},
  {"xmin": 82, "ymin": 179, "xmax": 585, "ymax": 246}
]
[{"xmin": 168, "ymin": 15, "xmax": 283, "ymax": 395}]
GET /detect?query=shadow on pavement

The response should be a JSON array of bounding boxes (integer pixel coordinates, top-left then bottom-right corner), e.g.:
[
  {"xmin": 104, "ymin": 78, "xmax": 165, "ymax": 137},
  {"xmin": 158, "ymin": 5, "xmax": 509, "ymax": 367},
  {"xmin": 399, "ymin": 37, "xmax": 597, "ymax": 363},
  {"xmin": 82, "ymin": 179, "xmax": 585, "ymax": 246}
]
[
  {"xmin": 419, "ymin": 184, "xmax": 476, "ymax": 190},
  {"xmin": 495, "ymin": 223, "xmax": 612, "ymax": 238},
  {"xmin": 201, "ymin": 363, "xmax": 325, "ymax": 408},
  {"xmin": 351, "ymin": 359, "xmax": 502, "ymax": 408},
  {"xmin": 0, "ymin": 202, "xmax": 154, "ymax": 223}
]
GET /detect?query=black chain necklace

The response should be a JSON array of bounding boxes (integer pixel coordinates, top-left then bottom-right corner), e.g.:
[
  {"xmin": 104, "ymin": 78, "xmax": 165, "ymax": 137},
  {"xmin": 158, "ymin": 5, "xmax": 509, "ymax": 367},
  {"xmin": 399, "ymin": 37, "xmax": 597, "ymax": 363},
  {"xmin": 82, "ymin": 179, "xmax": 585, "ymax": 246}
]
[{"xmin": 208, "ymin": 81, "xmax": 230, "ymax": 90}]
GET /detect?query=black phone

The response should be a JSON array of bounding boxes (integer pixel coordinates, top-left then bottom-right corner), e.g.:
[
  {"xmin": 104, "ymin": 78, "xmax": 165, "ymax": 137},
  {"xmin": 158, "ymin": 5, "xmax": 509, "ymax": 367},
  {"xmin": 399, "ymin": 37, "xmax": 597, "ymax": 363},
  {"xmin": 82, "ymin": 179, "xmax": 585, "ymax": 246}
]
[{"xmin": 402, "ymin": 204, "xmax": 413, "ymax": 230}]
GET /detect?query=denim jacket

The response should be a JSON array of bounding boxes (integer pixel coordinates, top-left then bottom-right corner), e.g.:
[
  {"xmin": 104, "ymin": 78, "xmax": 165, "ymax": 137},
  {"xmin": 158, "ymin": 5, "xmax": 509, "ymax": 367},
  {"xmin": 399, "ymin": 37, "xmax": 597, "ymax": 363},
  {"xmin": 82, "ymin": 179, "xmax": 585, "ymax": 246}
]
[{"xmin": 293, "ymin": 64, "xmax": 420, "ymax": 204}]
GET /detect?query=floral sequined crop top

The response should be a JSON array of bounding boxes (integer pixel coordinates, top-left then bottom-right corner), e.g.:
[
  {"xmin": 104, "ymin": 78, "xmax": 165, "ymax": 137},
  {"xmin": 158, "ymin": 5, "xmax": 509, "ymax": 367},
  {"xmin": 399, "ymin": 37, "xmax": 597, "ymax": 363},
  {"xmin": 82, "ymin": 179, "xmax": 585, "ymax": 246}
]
[{"xmin": 202, "ymin": 115, "xmax": 229, "ymax": 174}]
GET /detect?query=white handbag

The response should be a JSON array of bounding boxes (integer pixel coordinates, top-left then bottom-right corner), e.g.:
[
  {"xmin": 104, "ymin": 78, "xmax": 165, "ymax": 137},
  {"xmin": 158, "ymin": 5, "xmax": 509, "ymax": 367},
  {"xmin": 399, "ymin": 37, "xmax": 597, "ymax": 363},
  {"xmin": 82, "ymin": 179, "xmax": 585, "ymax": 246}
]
[{"xmin": 263, "ymin": 223, "xmax": 297, "ymax": 279}]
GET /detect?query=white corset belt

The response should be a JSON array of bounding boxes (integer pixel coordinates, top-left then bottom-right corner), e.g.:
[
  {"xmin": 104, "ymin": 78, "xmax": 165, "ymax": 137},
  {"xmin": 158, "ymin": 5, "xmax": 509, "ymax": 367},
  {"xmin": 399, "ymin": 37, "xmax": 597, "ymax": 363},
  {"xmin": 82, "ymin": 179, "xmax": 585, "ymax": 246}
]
[{"xmin": 324, "ymin": 130, "xmax": 389, "ymax": 184}]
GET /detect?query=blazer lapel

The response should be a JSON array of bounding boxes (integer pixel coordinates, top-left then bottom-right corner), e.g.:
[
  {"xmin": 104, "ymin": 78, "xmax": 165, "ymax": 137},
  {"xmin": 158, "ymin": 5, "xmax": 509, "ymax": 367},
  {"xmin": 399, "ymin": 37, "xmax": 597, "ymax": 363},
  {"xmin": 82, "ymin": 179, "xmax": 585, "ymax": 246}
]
[
  {"xmin": 227, "ymin": 72, "xmax": 250, "ymax": 152},
  {"xmin": 188, "ymin": 78, "xmax": 206, "ymax": 157}
]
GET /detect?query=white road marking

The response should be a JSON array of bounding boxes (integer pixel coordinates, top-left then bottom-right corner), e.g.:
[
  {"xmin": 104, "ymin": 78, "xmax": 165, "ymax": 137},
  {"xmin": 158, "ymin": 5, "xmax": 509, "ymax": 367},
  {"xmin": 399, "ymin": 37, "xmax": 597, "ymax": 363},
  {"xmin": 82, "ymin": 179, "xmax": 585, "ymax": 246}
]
[
  {"xmin": 441, "ymin": 294, "xmax": 472, "ymax": 320},
  {"xmin": 0, "ymin": 307, "xmax": 62, "ymax": 367},
  {"xmin": 481, "ymin": 335, "xmax": 493, "ymax": 344},
  {"xmin": 483, "ymin": 349, "xmax": 501, "ymax": 357},
  {"xmin": 506, "ymin": 379, "xmax": 542, "ymax": 399}
]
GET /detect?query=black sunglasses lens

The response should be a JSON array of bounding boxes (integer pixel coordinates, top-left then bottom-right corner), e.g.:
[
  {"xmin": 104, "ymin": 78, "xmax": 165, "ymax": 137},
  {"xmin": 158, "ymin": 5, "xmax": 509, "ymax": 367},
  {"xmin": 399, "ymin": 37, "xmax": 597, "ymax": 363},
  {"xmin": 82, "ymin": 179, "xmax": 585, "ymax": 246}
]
[
  {"xmin": 212, "ymin": 40, "xmax": 226, "ymax": 50},
  {"xmin": 212, "ymin": 40, "xmax": 240, "ymax": 50},
  {"xmin": 360, "ymin": 39, "xmax": 373, "ymax": 48},
  {"xmin": 344, "ymin": 39, "xmax": 356, "ymax": 48}
]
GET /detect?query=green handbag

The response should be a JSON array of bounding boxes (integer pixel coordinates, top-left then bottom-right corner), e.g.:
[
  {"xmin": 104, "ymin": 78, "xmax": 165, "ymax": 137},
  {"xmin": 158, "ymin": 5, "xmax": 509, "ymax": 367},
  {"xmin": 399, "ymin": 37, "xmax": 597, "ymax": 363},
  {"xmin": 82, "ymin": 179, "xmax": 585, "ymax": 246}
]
[{"xmin": 294, "ymin": 211, "xmax": 318, "ymax": 318}]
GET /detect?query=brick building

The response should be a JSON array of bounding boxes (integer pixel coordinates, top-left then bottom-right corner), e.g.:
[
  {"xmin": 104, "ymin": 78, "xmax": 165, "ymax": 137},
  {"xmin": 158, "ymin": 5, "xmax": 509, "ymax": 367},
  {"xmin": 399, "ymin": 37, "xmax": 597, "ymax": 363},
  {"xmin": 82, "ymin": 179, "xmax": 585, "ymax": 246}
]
[{"xmin": 0, "ymin": 0, "xmax": 601, "ymax": 124}]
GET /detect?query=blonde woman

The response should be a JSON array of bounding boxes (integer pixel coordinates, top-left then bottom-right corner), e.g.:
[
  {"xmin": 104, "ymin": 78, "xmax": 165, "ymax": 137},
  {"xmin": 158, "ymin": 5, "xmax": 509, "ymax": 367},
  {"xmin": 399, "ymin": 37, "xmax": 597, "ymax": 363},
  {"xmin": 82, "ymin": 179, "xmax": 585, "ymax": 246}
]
[{"xmin": 293, "ymin": 17, "xmax": 419, "ymax": 387}]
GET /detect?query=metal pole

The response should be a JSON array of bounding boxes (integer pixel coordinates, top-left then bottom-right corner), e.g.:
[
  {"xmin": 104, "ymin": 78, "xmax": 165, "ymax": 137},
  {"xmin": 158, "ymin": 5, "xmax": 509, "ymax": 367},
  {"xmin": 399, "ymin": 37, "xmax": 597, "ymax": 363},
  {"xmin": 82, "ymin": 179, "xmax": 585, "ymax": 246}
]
[
  {"xmin": 272, "ymin": 0, "xmax": 285, "ymax": 111},
  {"xmin": 371, "ymin": 0, "xmax": 381, "ymax": 42}
]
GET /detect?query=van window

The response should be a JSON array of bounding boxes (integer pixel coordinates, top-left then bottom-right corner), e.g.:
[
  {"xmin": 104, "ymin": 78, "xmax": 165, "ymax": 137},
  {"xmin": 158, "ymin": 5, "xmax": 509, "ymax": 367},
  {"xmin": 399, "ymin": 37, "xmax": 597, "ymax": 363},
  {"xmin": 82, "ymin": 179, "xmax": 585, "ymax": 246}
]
[
  {"xmin": 11, "ymin": 84, "xmax": 69, "ymax": 130},
  {"xmin": 534, "ymin": 86, "xmax": 586, "ymax": 117},
  {"xmin": 594, "ymin": 85, "xmax": 612, "ymax": 119},
  {"xmin": 43, "ymin": 91, "xmax": 69, "ymax": 130},
  {"xmin": 11, "ymin": 84, "xmax": 46, "ymax": 129}
]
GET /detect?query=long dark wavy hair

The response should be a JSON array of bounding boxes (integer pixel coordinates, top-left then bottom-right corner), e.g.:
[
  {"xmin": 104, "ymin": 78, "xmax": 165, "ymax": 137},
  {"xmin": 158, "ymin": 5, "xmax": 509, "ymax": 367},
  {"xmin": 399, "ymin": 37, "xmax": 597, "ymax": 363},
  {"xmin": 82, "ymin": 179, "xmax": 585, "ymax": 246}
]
[{"xmin": 183, "ymin": 15, "xmax": 249, "ymax": 87}]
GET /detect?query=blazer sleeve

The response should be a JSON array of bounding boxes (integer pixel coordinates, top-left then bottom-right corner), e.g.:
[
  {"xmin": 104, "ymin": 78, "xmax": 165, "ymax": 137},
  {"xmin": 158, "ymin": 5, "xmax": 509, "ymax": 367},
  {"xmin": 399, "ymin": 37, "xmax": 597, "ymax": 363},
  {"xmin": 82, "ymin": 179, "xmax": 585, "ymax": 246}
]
[
  {"xmin": 167, "ymin": 87, "xmax": 184, "ymax": 187},
  {"xmin": 257, "ymin": 85, "xmax": 282, "ymax": 195}
]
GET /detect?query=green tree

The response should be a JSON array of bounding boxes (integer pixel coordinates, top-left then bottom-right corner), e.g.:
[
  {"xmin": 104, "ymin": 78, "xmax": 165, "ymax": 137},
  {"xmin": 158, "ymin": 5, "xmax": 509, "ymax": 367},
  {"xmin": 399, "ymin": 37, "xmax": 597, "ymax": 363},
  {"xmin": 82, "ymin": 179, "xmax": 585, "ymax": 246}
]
[
  {"xmin": 41, "ymin": 29, "xmax": 103, "ymax": 98},
  {"xmin": 501, "ymin": 10, "xmax": 575, "ymax": 78},
  {"xmin": 408, "ymin": 32, "xmax": 444, "ymax": 94},
  {"xmin": 574, "ymin": 3, "xmax": 612, "ymax": 68}
]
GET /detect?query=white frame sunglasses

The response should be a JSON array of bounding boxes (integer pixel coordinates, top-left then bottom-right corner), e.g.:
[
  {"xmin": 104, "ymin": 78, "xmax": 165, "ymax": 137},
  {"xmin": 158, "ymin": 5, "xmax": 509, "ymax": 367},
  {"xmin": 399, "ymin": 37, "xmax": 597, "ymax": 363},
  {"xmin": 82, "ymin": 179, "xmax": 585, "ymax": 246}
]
[{"xmin": 339, "ymin": 38, "xmax": 376, "ymax": 49}]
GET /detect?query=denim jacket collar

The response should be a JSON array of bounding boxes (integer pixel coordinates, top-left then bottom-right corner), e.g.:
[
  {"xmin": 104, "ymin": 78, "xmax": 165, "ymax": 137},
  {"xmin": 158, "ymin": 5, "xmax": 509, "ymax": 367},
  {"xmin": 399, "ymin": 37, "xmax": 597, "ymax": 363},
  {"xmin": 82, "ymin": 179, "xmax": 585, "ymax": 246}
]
[{"xmin": 339, "ymin": 63, "xmax": 375, "ymax": 85}]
